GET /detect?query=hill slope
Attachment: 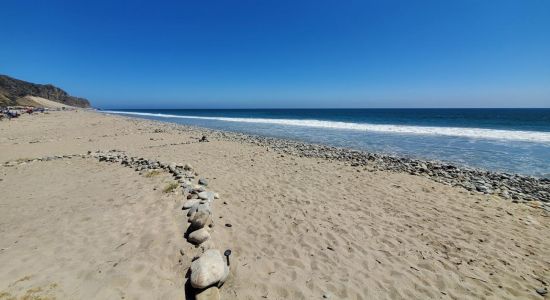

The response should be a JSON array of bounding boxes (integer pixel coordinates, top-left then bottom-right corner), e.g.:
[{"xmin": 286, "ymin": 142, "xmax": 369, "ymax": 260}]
[{"xmin": 0, "ymin": 75, "xmax": 90, "ymax": 108}]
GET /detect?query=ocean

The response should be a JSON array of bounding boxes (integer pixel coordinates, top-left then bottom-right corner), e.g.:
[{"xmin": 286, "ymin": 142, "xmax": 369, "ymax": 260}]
[{"xmin": 103, "ymin": 109, "xmax": 550, "ymax": 177}]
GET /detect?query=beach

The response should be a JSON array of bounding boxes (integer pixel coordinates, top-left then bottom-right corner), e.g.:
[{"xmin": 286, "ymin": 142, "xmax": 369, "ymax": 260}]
[{"xmin": 1, "ymin": 110, "xmax": 549, "ymax": 299}]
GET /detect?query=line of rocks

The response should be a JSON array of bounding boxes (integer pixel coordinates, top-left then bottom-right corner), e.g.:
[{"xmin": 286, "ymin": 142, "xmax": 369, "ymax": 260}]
[
  {"xmin": 3, "ymin": 150, "xmax": 230, "ymax": 299},
  {"xmin": 92, "ymin": 150, "xmax": 229, "ymax": 300},
  {"xmin": 3, "ymin": 154, "xmax": 87, "ymax": 166},
  {"xmin": 148, "ymin": 122, "xmax": 549, "ymax": 204},
  {"xmin": 178, "ymin": 171, "xmax": 229, "ymax": 300}
]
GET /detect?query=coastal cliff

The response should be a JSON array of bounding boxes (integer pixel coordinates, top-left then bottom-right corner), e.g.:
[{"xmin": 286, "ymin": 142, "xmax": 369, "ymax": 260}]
[{"xmin": 0, "ymin": 75, "xmax": 90, "ymax": 108}]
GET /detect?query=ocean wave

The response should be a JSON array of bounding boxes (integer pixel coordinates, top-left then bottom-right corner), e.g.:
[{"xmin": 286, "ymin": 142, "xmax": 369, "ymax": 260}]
[{"xmin": 103, "ymin": 110, "xmax": 550, "ymax": 143}]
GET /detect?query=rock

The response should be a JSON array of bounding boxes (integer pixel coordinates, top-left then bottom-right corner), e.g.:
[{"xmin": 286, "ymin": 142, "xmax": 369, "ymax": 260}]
[
  {"xmin": 182, "ymin": 180, "xmax": 193, "ymax": 187},
  {"xmin": 188, "ymin": 227, "xmax": 211, "ymax": 244},
  {"xmin": 198, "ymin": 191, "xmax": 215, "ymax": 201},
  {"xmin": 184, "ymin": 163, "xmax": 193, "ymax": 171},
  {"xmin": 536, "ymin": 287, "xmax": 548, "ymax": 296},
  {"xmin": 195, "ymin": 286, "xmax": 220, "ymax": 300},
  {"xmin": 183, "ymin": 199, "xmax": 201, "ymax": 209},
  {"xmin": 168, "ymin": 163, "xmax": 177, "ymax": 173},
  {"xmin": 190, "ymin": 249, "xmax": 229, "ymax": 289},
  {"xmin": 476, "ymin": 185, "xmax": 491, "ymax": 194},
  {"xmin": 214, "ymin": 193, "xmax": 220, "ymax": 199},
  {"xmin": 190, "ymin": 205, "xmax": 212, "ymax": 228},
  {"xmin": 198, "ymin": 178, "xmax": 209, "ymax": 186},
  {"xmin": 187, "ymin": 203, "xmax": 200, "ymax": 217},
  {"xmin": 199, "ymin": 240, "xmax": 217, "ymax": 252}
]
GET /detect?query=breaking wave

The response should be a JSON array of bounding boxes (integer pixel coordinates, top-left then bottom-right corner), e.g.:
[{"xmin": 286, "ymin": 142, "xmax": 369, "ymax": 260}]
[{"xmin": 103, "ymin": 111, "xmax": 550, "ymax": 143}]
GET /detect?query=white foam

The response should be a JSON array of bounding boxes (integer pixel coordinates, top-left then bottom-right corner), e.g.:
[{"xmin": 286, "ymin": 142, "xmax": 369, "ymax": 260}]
[{"xmin": 103, "ymin": 110, "xmax": 550, "ymax": 144}]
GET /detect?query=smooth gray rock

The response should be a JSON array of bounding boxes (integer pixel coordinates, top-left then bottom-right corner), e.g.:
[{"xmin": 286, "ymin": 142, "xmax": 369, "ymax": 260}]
[
  {"xmin": 187, "ymin": 202, "xmax": 200, "ymax": 217},
  {"xmin": 190, "ymin": 249, "xmax": 229, "ymax": 289},
  {"xmin": 183, "ymin": 199, "xmax": 201, "ymax": 210},
  {"xmin": 190, "ymin": 205, "xmax": 211, "ymax": 228},
  {"xmin": 188, "ymin": 227, "xmax": 211, "ymax": 244},
  {"xmin": 198, "ymin": 178, "xmax": 209, "ymax": 186},
  {"xmin": 168, "ymin": 162, "xmax": 177, "ymax": 173},
  {"xmin": 198, "ymin": 191, "xmax": 215, "ymax": 201}
]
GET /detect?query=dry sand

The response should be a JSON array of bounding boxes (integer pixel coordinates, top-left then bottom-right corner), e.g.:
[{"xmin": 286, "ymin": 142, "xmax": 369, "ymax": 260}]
[{"xmin": 0, "ymin": 111, "xmax": 548, "ymax": 299}]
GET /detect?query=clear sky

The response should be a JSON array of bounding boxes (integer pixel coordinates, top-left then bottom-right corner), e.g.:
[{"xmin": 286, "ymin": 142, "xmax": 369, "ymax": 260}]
[{"xmin": 1, "ymin": 0, "xmax": 549, "ymax": 108}]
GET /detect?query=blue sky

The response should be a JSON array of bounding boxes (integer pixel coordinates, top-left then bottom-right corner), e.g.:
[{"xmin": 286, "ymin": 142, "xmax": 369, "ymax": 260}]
[{"xmin": 1, "ymin": 0, "xmax": 549, "ymax": 108}]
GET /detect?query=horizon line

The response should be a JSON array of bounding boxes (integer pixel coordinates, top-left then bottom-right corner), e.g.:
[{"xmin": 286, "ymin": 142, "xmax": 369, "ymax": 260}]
[{"xmin": 100, "ymin": 107, "xmax": 550, "ymax": 110}]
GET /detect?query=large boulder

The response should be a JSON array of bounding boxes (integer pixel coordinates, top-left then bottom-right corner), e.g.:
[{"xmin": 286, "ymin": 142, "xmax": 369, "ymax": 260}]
[{"xmin": 190, "ymin": 249, "xmax": 229, "ymax": 289}]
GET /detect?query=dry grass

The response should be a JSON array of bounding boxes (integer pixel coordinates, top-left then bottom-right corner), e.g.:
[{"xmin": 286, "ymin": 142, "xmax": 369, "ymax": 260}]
[
  {"xmin": 0, "ymin": 287, "xmax": 56, "ymax": 300},
  {"xmin": 0, "ymin": 292, "xmax": 14, "ymax": 300},
  {"xmin": 145, "ymin": 170, "xmax": 162, "ymax": 177},
  {"xmin": 162, "ymin": 182, "xmax": 179, "ymax": 193}
]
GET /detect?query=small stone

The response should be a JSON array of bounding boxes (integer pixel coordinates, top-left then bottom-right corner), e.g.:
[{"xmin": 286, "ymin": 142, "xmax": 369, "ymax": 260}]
[
  {"xmin": 184, "ymin": 163, "xmax": 193, "ymax": 170},
  {"xmin": 187, "ymin": 203, "xmax": 200, "ymax": 217},
  {"xmin": 188, "ymin": 228, "xmax": 211, "ymax": 244},
  {"xmin": 225, "ymin": 223, "xmax": 232, "ymax": 228},
  {"xmin": 323, "ymin": 292, "xmax": 332, "ymax": 299},
  {"xmin": 190, "ymin": 249, "xmax": 229, "ymax": 289},
  {"xmin": 476, "ymin": 185, "xmax": 491, "ymax": 194},
  {"xmin": 183, "ymin": 199, "xmax": 201, "ymax": 209},
  {"xmin": 198, "ymin": 191, "xmax": 215, "ymax": 201},
  {"xmin": 198, "ymin": 178, "xmax": 209, "ymax": 186},
  {"xmin": 536, "ymin": 287, "xmax": 548, "ymax": 296},
  {"xmin": 194, "ymin": 186, "xmax": 206, "ymax": 192}
]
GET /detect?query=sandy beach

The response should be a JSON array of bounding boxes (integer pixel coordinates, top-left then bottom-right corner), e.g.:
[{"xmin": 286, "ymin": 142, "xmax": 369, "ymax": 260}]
[{"xmin": 1, "ymin": 110, "xmax": 549, "ymax": 299}]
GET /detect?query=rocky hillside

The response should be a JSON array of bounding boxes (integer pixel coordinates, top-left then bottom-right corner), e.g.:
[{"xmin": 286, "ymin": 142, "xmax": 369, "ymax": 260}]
[{"xmin": 0, "ymin": 75, "xmax": 90, "ymax": 108}]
